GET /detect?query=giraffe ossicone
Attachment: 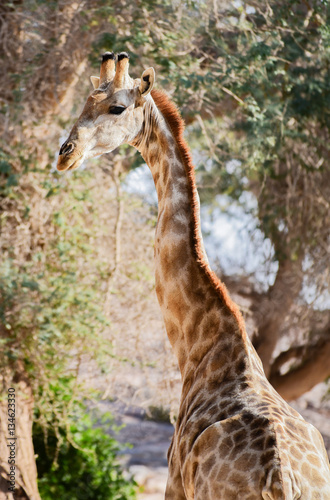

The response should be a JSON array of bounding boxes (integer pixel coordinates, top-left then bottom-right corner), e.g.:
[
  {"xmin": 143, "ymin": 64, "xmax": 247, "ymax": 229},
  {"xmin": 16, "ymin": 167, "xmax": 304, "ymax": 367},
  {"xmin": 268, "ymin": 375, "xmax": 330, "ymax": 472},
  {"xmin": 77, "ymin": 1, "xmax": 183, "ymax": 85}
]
[{"xmin": 57, "ymin": 52, "xmax": 330, "ymax": 499}]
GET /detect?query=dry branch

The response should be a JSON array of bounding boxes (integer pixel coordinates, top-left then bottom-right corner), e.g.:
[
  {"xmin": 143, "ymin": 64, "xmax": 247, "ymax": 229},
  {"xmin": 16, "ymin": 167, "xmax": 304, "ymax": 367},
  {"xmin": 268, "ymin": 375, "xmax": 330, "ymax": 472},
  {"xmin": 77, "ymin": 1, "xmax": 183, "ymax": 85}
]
[{"xmin": 270, "ymin": 335, "xmax": 330, "ymax": 401}]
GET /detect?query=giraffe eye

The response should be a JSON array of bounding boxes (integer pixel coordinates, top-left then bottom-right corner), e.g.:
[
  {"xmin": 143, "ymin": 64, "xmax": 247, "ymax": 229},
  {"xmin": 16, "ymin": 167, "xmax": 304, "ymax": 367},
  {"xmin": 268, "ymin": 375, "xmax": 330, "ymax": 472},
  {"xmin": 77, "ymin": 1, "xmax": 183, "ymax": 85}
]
[{"xmin": 109, "ymin": 106, "xmax": 126, "ymax": 115}]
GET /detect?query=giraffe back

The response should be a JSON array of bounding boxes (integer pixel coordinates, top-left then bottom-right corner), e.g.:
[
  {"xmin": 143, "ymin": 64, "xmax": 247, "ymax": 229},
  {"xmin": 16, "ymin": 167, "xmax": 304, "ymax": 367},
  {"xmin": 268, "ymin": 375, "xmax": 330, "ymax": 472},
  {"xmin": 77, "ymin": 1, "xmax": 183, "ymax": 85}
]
[{"xmin": 167, "ymin": 363, "xmax": 330, "ymax": 500}]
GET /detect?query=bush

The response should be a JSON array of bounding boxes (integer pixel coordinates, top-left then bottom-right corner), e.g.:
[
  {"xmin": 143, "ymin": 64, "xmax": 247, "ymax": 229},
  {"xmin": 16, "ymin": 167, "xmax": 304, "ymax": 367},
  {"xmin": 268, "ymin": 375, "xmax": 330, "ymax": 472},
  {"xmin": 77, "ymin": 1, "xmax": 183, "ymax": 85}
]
[{"xmin": 34, "ymin": 409, "xmax": 137, "ymax": 500}]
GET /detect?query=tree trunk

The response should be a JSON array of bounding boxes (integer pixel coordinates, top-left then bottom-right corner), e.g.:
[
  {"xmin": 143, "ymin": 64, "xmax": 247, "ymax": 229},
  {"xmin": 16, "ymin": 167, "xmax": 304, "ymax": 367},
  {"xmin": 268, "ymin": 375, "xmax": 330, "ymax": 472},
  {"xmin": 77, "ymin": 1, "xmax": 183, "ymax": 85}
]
[
  {"xmin": 251, "ymin": 257, "xmax": 303, "ymax": 377},
  {"xmin": 0, "ymin": 362, "xmax": 40, "ymax": 500}
]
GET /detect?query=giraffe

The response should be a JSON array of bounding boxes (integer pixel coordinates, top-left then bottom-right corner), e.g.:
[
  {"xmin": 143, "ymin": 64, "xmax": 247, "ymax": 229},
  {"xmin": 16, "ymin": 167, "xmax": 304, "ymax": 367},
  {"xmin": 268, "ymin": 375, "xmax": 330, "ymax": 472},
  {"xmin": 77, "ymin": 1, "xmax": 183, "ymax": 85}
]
[{"xmin": 57, "ymin": 52, "xmax": 330, "ymax": 499}]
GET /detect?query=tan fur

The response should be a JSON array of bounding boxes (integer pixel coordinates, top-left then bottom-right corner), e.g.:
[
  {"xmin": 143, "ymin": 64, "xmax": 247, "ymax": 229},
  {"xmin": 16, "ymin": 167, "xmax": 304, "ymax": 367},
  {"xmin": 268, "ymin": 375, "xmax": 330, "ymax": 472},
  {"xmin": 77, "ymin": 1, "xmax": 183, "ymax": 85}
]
[
  {"xmin": 151, "ymin": 89, "xmax": 247, "ymax": 337},
  {"xmin": 99, "ymin": 57, "xmax": 115, "ymax": 85},
  {"xmin": 113, "ymin": 56, "xmax": 130, "ymax": 88}
]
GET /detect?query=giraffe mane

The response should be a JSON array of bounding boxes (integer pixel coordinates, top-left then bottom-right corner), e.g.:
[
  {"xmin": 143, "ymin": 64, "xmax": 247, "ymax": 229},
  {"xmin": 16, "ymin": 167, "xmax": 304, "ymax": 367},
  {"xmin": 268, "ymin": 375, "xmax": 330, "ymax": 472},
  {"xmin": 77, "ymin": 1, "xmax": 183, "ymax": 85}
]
[{"xmin": 151, "ymin": 89, "xmax": 246, "ymax": 335}]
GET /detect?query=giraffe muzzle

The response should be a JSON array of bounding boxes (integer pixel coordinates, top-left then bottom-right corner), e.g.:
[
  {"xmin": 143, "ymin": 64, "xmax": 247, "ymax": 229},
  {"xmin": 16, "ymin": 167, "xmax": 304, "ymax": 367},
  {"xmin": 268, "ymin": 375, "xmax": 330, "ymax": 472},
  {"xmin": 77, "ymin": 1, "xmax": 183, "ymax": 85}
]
[{"xmin": 57, "ymin": 140, "xmax": 83, "ymax": 171}]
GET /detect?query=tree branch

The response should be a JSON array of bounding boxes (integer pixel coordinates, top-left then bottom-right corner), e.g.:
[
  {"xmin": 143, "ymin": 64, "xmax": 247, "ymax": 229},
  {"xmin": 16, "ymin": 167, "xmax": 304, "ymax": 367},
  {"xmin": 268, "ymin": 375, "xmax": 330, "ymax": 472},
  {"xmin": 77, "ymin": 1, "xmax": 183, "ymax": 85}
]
[{"xmin": 269, "ymin": 335, "xmax": 330, "ymax": 401}]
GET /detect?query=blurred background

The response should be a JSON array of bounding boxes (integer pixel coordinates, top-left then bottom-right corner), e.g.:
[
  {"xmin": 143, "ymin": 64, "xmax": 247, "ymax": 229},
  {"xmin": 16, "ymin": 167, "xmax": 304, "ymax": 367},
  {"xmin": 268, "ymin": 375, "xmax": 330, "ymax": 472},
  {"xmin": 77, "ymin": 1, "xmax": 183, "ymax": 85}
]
[{"xmin": 0, "ymin": 0, "xmax": 329, "ymax": 498}]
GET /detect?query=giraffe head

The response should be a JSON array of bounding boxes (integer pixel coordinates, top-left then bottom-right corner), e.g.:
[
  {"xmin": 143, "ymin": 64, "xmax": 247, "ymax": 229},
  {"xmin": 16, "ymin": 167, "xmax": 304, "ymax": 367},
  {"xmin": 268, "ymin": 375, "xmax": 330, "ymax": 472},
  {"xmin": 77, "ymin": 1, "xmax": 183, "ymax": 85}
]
[{"xmin": 57, "ymin": 52, "xmax": 155, "ymax": 171}]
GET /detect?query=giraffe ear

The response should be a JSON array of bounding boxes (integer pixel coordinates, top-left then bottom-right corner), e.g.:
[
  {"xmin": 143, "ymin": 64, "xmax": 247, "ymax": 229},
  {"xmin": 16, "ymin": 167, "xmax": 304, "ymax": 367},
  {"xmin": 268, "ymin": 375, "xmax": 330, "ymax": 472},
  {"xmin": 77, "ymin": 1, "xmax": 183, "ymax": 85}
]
[
  {"xmin": 139, "ymin": 68, "xmax": 155, "ymax": 96},
  {"xmin": 90, "ymin": 76, "xmax": 100, "ymax": 89}
]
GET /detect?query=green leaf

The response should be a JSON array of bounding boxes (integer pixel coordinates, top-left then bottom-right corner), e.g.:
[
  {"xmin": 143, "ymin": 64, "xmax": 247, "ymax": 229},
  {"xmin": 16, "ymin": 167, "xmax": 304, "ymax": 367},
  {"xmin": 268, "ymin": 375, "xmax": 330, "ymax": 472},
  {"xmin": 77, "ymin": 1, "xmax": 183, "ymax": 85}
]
[{"xmin": 22, "ymin": 280, "xmax": 39, "ymax": 291}]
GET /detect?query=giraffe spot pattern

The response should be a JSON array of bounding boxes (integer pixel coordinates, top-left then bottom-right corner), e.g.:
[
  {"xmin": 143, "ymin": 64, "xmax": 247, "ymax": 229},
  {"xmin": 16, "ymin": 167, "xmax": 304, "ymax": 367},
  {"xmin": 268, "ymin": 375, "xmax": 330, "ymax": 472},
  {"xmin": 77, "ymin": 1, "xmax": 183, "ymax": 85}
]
[{"xmin": 143, "ymin": 91, "xmax": 330, "ymax": 499}]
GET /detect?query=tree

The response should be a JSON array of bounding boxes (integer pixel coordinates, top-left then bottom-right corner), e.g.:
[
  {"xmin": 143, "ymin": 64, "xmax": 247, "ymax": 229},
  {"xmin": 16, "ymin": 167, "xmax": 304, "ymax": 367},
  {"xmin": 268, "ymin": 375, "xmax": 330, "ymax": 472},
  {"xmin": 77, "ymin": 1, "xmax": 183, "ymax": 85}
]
[{"xmin": 170, "ymin": 0, "xmax": 330, "ymax": 398}]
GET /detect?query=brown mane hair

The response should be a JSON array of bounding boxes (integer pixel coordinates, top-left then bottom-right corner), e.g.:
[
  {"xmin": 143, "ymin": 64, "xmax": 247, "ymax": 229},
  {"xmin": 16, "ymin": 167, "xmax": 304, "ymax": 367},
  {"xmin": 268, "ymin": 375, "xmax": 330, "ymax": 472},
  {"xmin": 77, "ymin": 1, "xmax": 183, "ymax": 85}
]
[{"xmin": 150, "ymin": 89, "xmax": 246, "ymax": 334}]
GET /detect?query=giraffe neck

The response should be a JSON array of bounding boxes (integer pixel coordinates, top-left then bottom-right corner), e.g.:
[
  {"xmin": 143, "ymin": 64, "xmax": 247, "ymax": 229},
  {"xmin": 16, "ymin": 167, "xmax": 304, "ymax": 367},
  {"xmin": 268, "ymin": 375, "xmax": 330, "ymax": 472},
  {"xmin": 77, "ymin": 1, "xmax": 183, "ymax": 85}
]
[{"xmin": 131, "ymin": 91, "xmax": 252, "ymax": 380}]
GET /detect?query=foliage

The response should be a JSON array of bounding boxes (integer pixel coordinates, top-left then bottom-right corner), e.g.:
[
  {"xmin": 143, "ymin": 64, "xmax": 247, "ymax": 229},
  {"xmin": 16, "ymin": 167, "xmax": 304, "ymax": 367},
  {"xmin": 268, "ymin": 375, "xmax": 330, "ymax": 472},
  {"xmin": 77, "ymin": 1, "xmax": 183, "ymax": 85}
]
[
  {"xmin": 0, "ymin": 134, "xmax": 136, "ymax": 495},
  {"xmin": 0, "ymin": 141, "xmax": 112, "ymax": 431},
  {"xmin": 34, "ymin": 400, "xmax": 137, "ymax": 500},
  {"xmin": 193, "ymin": 0, "xmax": 329, "ymax": 268}
]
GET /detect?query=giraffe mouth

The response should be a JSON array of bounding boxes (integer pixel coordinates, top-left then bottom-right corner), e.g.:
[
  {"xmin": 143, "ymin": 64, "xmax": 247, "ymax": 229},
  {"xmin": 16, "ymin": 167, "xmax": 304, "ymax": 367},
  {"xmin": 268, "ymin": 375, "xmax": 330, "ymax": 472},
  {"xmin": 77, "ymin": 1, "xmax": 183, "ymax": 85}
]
[
  {"xmin": 57, "ymin": 156, "xmax": 84, "ymax": 172},
  {"xmin": 67, "ymin": 159, "xmax": 82, "ymax": 171}
]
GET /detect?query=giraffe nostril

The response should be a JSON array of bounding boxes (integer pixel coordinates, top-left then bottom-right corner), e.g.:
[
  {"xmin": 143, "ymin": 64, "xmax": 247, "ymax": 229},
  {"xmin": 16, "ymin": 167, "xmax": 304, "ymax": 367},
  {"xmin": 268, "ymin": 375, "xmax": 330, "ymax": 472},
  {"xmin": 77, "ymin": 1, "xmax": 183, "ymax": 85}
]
[{"xmin": 59, "ymin": 142, "xmax": 74, "ymax": 156}]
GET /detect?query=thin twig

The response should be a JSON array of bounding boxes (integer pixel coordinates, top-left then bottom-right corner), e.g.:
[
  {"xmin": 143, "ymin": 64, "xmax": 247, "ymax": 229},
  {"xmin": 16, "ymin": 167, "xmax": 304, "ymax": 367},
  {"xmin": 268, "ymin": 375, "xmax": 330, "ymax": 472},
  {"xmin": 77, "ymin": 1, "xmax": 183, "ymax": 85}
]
[
  {"xmin": 103, "ymin": 158, "xmax": 124, "ymax": 315},
  {"xmin": 220, "ymin": 86, "xmax": 246, "ymax": 106}
]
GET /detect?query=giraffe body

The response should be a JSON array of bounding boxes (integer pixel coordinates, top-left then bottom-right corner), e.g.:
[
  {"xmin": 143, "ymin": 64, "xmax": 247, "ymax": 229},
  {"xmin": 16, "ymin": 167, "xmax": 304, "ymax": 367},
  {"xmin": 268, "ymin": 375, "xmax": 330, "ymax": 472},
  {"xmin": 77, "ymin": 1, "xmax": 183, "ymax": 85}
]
[
  {"xmin": 57, "ymin": 52, "xmax": 330, "ymax": 499},
  {"xmin": 167, "ymin": 373, "xmax": 329, "ymax": 499}
]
